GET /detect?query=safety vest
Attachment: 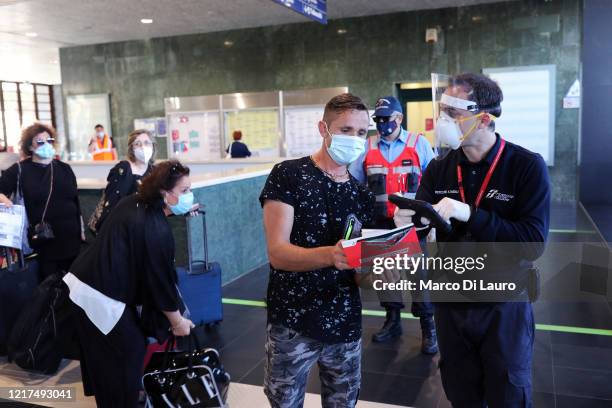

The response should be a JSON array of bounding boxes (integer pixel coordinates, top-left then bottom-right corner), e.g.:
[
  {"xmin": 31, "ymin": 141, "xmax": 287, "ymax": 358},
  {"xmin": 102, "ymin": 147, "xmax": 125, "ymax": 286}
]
[
  {"xmin": 364, "ymin": 132, "xmax": 422, "ymax": 219},
  {"xmin": 93, "ymin": 135, "xmax": 114, "ymax": 161}
]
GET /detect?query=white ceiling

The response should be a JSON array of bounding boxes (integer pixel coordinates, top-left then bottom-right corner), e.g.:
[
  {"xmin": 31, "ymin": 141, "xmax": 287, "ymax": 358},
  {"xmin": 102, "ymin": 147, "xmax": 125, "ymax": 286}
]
[{"xmin": 0, "ymin": 0, "xmax": 508, "ymax": 84}]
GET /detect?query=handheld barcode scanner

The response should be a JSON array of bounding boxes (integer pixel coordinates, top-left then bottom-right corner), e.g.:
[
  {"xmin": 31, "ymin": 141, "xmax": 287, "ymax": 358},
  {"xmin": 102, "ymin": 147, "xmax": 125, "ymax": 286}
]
[{"xmin": 388, "ymin": 195, "xmax": 453, "ymax": 234}]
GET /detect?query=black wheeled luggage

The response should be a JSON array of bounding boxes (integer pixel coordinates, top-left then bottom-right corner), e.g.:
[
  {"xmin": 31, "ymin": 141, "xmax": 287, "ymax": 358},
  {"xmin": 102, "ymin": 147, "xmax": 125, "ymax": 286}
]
[{"xmin": 0, "ymin": 249, "xmax": 38, "ymax": 355}]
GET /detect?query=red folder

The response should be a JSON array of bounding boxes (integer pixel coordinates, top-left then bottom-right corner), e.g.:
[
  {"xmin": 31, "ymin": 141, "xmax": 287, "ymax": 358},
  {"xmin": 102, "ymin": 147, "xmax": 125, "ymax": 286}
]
[{"xmin": 341, "ymin": 225, "xmax": 422, "ymax": 269}]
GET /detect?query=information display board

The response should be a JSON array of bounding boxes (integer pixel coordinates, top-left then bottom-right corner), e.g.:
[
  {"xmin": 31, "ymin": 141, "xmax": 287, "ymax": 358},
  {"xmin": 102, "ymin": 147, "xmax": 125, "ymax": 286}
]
[
  {"xmin": 134, "ymin": 117, "xmax": 167, "ymax": 138},
  {"xmin": 270, "ymin": 0, "xmax": 327, "ymax": 24},
  {"xmin": 284, "ymin": 107, "xmax": 324, "ymax": 157},
  {"xmin": 167, "ymin": 111, "xmax": 221, "ymax": 160},
  {"xmin": 224, "ymin": 110, "xmax": 279, "ymax": 157},
  {"xmin": 483, "ymin": 65, "xmax": 556, "ymax": 165}
]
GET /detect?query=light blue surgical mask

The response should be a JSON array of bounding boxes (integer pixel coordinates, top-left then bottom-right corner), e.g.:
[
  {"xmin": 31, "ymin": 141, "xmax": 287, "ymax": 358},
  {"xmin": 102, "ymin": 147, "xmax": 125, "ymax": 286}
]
[
  {"xmin": 168, "ymin": 191, "xmax": 194, "ymax": 215},
  {"xmin": 35, "ymin": 143, "xmax": 56, "ymax": 159},
  {"xmin": 324, "ymin": 124, "xmax": 366, "ymax": 165}
]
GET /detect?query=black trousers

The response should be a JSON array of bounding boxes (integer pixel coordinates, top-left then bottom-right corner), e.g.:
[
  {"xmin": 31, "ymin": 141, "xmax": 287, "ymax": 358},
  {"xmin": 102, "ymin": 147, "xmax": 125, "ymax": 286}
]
[
  {"xmin": 436, "ymin": 303, "xmax": 534, "ymax": 407},
  {"xmin": 72, "ymin": 303, "xmax": 146, "ymax": 408}
]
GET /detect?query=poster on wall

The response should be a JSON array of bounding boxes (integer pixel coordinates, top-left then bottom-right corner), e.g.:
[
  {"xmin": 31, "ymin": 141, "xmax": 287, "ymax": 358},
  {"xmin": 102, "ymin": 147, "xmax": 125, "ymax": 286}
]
[
  {"xmin": 483, "ymin": 65, "xmax": 556, "ymax": 165},
  {"xmin": 167, "ymin": 111, "xmax": 221, "ymax": 160},
  {"xmin": 156, "ymin": 118, "xmax": 167, "ymax": 137},
  {"xmin": 284, "ymin": 107, "xmax": 324, "ymax": 157},
  {"xmin": 66, "ymin": 93, "xmax": 111, "ymax": 161},
  {"xmin": 134, "ymin": 118, "xmax": 157, "ymax": 136},
  {"xmin": 224, "ymin": 110, "xmax": 279, "ymax": 157}
]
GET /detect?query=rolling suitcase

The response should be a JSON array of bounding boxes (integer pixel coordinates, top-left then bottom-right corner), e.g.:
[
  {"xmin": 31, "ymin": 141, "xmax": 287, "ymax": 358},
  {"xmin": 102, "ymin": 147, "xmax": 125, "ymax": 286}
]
[
  {"xmin": 0, "ymin": 248, "xmax": 38, "ymax": 355},
  {"xmin": 176, "ymin": 209, "xmax": 223, "ymax": 326}
]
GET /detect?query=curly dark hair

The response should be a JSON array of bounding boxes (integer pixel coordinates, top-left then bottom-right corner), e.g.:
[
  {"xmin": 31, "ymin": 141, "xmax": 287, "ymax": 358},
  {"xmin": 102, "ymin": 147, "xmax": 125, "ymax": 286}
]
[
  {"xmin": 20, "ymin": 122, "xmax": 57, "ymax": 157},
  {"xmin": 138, "ymin": 159, "xmax": 190, "ymax": 206}
]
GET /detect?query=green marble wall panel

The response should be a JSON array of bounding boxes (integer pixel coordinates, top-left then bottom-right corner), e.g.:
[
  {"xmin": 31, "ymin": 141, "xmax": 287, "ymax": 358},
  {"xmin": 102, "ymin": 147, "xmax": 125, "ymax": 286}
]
[{"xmin": 62, "ymin": 0, "xmax": 581, "ymax": 202}]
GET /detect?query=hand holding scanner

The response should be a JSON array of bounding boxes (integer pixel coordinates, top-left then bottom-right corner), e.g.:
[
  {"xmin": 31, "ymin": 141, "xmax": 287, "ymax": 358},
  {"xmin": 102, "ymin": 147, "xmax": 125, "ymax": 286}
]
[{"xmin": 388, "ymin": 195, "xmax": 453, "ymax": 234}]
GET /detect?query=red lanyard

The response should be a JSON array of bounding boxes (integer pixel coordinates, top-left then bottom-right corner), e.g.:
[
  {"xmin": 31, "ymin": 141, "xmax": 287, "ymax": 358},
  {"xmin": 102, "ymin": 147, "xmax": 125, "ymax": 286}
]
[{"xmin": 457, "ymin": 139, "xmax": 506, "ymax": 208}]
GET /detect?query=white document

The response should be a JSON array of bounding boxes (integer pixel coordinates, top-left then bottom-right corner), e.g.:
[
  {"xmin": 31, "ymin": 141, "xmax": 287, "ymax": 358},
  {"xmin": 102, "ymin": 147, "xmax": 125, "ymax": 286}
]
[{"xmin": 0, "ymin": 204, "xmax": 25, "ymax": 249}]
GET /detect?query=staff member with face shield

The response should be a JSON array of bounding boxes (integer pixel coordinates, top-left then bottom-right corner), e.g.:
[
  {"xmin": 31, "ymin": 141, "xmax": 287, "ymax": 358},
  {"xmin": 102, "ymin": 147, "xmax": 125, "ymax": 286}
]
[
  {"xmin": 260, "ymin": 93, "xmax": 374, "ymax": 408},
  {"xmin": 64, "ymin": 160, "xmax": 197, "ymax": 407},
  {"xmin": 349, "ymin": 96, "xmax": 438, "ymax": 352},
  {"xmin": 395, "ymin": 73, "xmax": 550, "ymax": 407}
]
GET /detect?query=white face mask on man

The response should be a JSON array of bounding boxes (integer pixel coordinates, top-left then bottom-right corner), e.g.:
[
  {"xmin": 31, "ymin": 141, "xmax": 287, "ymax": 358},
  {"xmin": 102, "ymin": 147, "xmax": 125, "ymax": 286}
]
[{"xmin": 434, "ymin": 111, "xmax": 486, "ymax": 150}]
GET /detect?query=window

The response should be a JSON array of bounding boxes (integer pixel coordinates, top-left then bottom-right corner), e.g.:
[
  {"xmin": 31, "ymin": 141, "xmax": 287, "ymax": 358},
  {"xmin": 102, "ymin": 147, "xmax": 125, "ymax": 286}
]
[{"xmin": 0, "ymin": 81, "xmax": 55, "ymax": 152}]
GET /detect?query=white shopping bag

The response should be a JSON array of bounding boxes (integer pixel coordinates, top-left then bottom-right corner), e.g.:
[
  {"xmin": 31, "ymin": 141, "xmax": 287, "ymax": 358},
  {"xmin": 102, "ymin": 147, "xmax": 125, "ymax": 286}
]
[{"xmin": 0, "ymin": 204, "xmax": 26, "ymax": 250}]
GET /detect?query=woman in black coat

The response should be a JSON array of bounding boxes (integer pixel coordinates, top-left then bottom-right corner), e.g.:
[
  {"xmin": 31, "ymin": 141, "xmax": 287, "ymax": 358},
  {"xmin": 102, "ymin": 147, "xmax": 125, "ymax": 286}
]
[
  {"xmin": 0, "ymin": 123, "xmax": 84, "ymax": 280},
  {"xmin": 64, "ymin": 159, "xmax": 197, "ymax": 407},
  {"xmin": 90, "ymin": 129, "xmax": 155, "ymax": 233}
]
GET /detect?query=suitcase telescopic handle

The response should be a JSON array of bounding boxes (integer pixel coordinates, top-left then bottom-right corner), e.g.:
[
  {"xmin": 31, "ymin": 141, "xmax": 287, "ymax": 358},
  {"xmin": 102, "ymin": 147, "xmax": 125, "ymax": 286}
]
[{"xmin": 185, "ymin": 207, "xmax": 209, "ymax": 273}]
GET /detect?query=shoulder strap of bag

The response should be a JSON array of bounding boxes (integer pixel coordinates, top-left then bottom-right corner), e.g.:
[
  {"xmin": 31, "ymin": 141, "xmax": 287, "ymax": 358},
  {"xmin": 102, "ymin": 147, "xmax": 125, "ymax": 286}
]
[
  {"xmin": 16, "ymin": 161, "xmax": 23, "ymax": 200},
  {"xmin": 40, "ymin": 162, "xmax": 54, "ymax": 223}
]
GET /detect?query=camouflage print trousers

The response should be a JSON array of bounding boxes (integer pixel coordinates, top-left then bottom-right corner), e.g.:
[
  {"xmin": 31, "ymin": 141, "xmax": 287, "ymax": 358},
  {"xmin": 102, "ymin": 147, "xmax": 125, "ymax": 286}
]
[{"xmin": 263, "ymin": 324, "xmax": 361, "ymax": 408}]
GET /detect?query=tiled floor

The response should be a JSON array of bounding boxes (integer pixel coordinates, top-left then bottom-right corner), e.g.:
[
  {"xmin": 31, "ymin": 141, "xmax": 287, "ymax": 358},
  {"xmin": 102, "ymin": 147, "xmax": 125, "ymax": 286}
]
[
  {"xmin": 1, "ymin": 203, "xmax": 611, "ymax": 407},
  {"xmin": 0, "ymin": 365, "xmax": 404, "ymax": 408},
  {"xmin": 211, "ymin": 267, "xmax": 612, "ymax": 407}
]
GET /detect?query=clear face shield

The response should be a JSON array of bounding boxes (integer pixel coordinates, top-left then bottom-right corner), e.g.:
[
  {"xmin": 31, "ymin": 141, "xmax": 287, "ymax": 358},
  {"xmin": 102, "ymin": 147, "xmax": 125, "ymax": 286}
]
[{"xmin": 431, "ymin": 73, "xmax": 484, "ymax": 158}]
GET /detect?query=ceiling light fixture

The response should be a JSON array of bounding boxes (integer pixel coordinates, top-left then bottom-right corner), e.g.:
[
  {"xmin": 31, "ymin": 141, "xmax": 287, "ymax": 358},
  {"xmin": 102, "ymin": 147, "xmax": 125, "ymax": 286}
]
[
  {"xmin": 140, "ymin": 18, "xmax": 153, "ymax": 24},
  {"xmin": 25, "ymin": 32, "xmax": 37, "ymax": 37}
]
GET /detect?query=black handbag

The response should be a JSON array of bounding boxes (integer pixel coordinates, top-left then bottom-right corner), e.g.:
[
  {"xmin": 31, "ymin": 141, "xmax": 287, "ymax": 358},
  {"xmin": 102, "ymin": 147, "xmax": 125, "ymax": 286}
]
[
  {"xmin": 0, "ymin": 248, "xmax": 38, "ymax": 355},
  {"xmin": 29, "ymin": 161, "xmax": 55, "ymax": 244},
  {"xmin": 7, "ymin": 272, "xmax": 74, "ymax": 374},
  {"xmin": 143, "ymin": 334, "xmax": 230, "ymax": 408}
]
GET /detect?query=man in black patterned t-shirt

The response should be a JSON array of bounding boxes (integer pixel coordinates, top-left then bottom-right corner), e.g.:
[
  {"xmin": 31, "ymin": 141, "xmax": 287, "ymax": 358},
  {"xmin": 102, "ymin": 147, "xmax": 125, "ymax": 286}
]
[{"xmin": 259, "ymin": 93, "xmax": 374, "ymax": 408}]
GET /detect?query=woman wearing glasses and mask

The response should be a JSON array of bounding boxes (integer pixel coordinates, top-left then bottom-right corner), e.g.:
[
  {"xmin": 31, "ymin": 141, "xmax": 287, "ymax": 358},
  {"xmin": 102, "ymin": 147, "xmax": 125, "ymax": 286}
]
[
  {"xmin": 64, "ymin": 160, "xmax": 196, "ymax": 407},
  {"xmin": 89, "ymin": 129, "xmax": 155, "ymax": 233},
  {"xmin": 0, "ymin": 123, "xmax": 84, "ymax": 280}
]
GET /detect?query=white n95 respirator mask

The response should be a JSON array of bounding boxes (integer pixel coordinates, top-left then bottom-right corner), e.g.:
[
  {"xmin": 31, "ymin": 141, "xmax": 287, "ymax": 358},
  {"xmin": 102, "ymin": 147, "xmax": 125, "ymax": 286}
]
[
  {"xmin": 434, "ymin": 111, "xmax": 463, "ymax": 150},
  {"xmin": 434, "ymin": 111, "xmax": 485, "ymax": 150}
]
